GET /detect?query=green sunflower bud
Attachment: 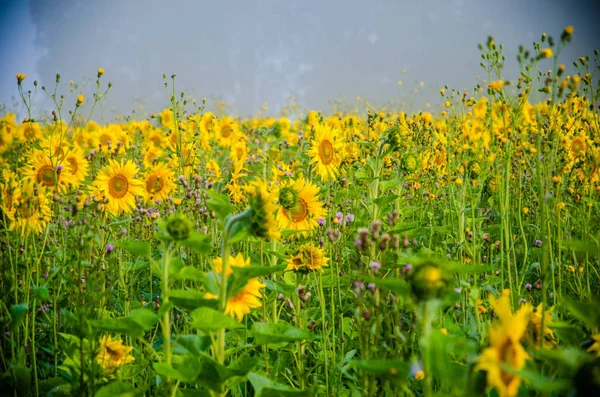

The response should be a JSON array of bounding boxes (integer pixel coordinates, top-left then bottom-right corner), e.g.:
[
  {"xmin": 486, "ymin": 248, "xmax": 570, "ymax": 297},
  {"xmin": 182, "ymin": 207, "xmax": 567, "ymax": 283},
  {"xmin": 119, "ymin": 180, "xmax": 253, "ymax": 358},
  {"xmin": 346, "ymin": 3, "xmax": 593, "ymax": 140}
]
[
  {"xmin": 165, "ymin": 213, "xmax": 194, "ymax": 241},
  {"xmin": 278, "ymin": 186, "xmax": 299, "ymax": 210},
  {"xmin": 401, "ymin": 152, "xmax": 420, "ymax": 173},
  {"xmin": 408, "ymin": 260, "xmax": 449, "ymax": 301},
  {"xmin": 270, "ymin": 121, "xmax": 283, "ymax": 139},
  {"xmin": 384, "ymin": 126, "xmax": 401, "ymax": 150}
]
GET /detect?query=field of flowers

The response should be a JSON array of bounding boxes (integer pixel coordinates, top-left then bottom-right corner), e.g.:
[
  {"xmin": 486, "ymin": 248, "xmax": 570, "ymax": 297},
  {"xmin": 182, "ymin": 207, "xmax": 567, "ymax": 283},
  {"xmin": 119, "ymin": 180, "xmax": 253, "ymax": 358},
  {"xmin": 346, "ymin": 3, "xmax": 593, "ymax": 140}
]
[{"xmin": 1, "ymin": 28, "xmax": 599, "ymax": 397}]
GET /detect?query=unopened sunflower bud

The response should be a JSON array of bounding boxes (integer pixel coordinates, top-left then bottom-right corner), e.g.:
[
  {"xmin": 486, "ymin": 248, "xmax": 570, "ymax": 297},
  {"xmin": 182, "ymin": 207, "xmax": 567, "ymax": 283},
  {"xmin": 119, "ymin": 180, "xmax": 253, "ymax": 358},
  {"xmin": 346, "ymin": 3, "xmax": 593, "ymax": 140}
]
[
  {"xmin": 164, "ymin": 213, "xmax": 193, "ymax": 241},
  {"xmin": 408, "ymin": 260, "xmax": 449, "ymax": 301}
]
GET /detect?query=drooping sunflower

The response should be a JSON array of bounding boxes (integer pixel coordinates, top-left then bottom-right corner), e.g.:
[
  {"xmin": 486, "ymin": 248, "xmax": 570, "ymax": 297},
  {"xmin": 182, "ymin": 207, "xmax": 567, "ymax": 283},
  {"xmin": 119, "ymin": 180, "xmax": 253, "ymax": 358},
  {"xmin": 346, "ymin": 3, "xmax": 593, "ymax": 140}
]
[
  {"xmin": 22, "ymin": 149, "xmax": 74, "ymax": 193},
  {"xmin": 248, "ymin": 181, "xmax": 280, "ymax": 241},
  {"xmin": 206, "ymin": 254, "xmax": 266, "ymax": 321},
  {"xmin": 477, "ymin": 295, "xmax": 533, "ymax": 397},
  {"xmin": 307, "ymin": 124, "xmax": 344, "ymax": 181},
  {"xmin": 94, "ymin": 159, "xmax": 144, "ymax": 216},
  {"xmin": 286, "ymin": 243, "xmax": 329, "ymax": 272},
  {"xmin": 526, "ymin": 304, "xmax": 557, "ymax": 348},
  {"xmin": 275, "ymin": 177, "xmax": 325, "ymax": 236},
  {"xmin": 142, "ymin": 162, "xmax": 176, "ymax": 204},
  {"xmin": 96, "ymin": 335, "xmax": 135, "ymax": 371},
  {"xmin": 10, "ymin": 181, "xmax": 52, "ymax": 235}
]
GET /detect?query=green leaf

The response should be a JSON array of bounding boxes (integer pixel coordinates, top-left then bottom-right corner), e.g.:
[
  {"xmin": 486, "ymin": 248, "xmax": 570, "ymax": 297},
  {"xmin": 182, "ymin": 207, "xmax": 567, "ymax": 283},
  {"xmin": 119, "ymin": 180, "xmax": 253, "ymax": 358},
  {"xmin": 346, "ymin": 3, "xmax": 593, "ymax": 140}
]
[
  {"xmin": 95, "ymin": 380, "xmax": 137, "ymax": 397},
  {"xmin": 118, "ymin": 240, "xmax": 151, "ymax": 258},
  {"xmin": 367, "ymin": 278, "xmax": 410, "ymax": 297},
  {"xmin": 10, "ymin": 303, "xmax": 28, "ymax": 331},
  {"xmin": 262, "ymin": 279, "xmax": 295, "ymax": 295},
  {"xmin": 372, "ymin": 194, "xmax": 399, "ymax": 208},
  {"xmin": 190, "ymin": 307, "xmax": 243, "ymax": 331},
  {"xmin": 168, "ymin": 290, "xmax": 218, "ymax": 311},
  {"xmin": 33, "ymin": 286, "xmax": 50, "ymax": 301},
  {"xmin": 248, "ymin": 372, "xmax": 312, "ymax": 396},
  {"xmin": 179, "ymin": 231, "xmax": 212, "ymax": 255},
  {"xmin": 154, "ymin": 356, "xmax": 202, "ymax": 382},
  {"xmin": 194, "ymin": 354, "xmax": 257, "ymax": 391},
  {"xmin": 355, "ymin": 359, "xmax": 410, "ymax": 380},
  {"xmin": 91, "ymin": 309, "xmax": 158, "ymax": 338},
  {"xmin": 251, "ymin": 321, "xmax": 318, "ymax": 344},
  {"xmin": 206, "ymin": 191, "xmax": 234, "ymax": 222},
  {"xmin": 565, "ymin": 298, "xmax": 600, "ymax": 330},
  {"xmin": 175, "ymin": 266, "xmax": 205, "ymax": 281},
  {"xmin": 176, "ymin": 334, "xmax": 212, "ymax": 357},
  {"xmin": 203, "ymin": 272, "xmax": 220, "ymax": 296},
  {"xmin": 499, "ymin": 364, "xmax": 570, "ymax": 392},
  {"xmin": 228, "ymin": 264, "xmax": 287, "ymax": 298}
]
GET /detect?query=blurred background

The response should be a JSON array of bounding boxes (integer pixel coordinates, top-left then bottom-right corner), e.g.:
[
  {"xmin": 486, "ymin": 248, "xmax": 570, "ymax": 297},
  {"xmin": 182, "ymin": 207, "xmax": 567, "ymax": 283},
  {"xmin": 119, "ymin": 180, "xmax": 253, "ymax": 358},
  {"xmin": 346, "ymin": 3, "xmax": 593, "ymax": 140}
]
[{"xmin": 0, "ymin": 0, "xmax": 599, "ymax": 119}]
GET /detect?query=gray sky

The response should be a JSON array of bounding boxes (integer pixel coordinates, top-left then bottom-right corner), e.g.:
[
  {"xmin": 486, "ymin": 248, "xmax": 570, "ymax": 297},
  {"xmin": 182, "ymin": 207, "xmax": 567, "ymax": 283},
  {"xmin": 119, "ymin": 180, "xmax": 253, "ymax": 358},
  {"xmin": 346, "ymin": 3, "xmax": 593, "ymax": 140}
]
[{"xmin": 1, "ymin": 0, "xmax": 599, "ymax": 119}]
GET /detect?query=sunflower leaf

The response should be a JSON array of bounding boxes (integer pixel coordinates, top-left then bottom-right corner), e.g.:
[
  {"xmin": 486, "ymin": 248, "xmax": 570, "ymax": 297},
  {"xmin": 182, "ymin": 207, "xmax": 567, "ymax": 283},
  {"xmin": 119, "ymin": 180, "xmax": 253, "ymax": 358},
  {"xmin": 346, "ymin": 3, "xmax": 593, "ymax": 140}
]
[{"xmin": 190, "ymin": 307, "xmax": 243, "ymax": 331}]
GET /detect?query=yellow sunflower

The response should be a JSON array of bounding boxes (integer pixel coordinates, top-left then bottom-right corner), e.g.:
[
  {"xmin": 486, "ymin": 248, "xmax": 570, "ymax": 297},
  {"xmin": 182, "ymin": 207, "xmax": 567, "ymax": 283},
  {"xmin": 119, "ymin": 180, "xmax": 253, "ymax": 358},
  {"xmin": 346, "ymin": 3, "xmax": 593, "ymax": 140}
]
[
  {"xmin": 94, "ymin": 159, "xmax": 144, "ymax": 216},
  {"xmin": 63, "ymin": 146, "xmax": 89, "ymax": 186},
  {"xmin": 526, "ymin": 304, "xmax": 557, "ymax": 348},
  {"xmin": 275, "ymin": 177, "xmax": 325, "ymax": 236},
  {"xmin": 206, "ymin": 254, "xmax": 266, "ymax": 321},
  {"xmin": 286, "ymin": 243, "xmax": 329, "ymax": 272},
  {"xmin": 477, "ymin": 295, "xmax": 533, "ymax": 397},
  {"xmin": 17, "ymin": 121, "xmax": 43, "ymax": 143},
  {"xmin": 214, "ymin": 116, "xmax": 241, "ymax": 148},
  {"xmin": 588, "ymin": 334, "xmax": 600, "ymax": 357},
  {"xmin": 307, "ymin": 124, "xmax": 344, "ymax": 181},
  {"xmin": 23, "ymin": 149, "xmax": 74, "ymax": 193},
  {"xmin": 569, "ymin": 135, "xmax": 587, "ymax": 159},
  {"xmin": 143, "ymin": 162, "xmax": 175, "ymax": 204},
  {"xmin": 96, "ymin": 335, "xmax": 135, "ymax": 371},
  {"xmin": 10, "ymin": 181, "xmax": 52, "ymax": 235},
  {"xmin": 0, "ymin": 170, "xmax": 22, "ymax": 222}
]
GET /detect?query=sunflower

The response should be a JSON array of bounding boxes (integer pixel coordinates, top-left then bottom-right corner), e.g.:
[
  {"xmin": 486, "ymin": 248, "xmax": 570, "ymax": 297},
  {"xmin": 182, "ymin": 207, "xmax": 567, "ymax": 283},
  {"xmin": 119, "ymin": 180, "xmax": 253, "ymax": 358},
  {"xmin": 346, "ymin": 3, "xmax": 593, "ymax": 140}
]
[
  {"xmin": 569, "ymin": 136, "xmax": 587, "ymax": 159},
  {"xmin": 248, "ymin": 181, "xmax": 280, "ymax": 241},
  {"xmin": 308, "ymin": 124, "xmax": 343, "ymax": 181},
  {"xmin": 526, "ymin": 304, "xmax": 557, "ymax": 348},
  {"xmin": 10, "ymin": 181, "xmax": 52, "ymax": 235},
  {"xmin": 286, "ymin": 243, "xmax": 329, "ymax": 272},
  {"xmin": 23, "ymin": 149, "xmax": 74, "ymax": 193},
  {"xmin": 63, "ymin": 146, "xmax": 89, "ymax": 186},
  {"xmin": 588, "ymin": 334, "xmax": 600, "ymax": 357},
  {"xmin": 143, "ymin": 162, "xmax": 175, "ymax": 204},
  {"xmin": 215, "ymin": 116, "xmax": 241, "ymax": 148},
  {"xmin": 206, "ymin": 254, "xmax": 266, "ymax": 321},
  {"xmin": 17, "ymin": 121, "xmax": 43, "ymax": 143},
  {"xmin": 0, "ymin": 170, "xmax": 22, "ymax": 222},
  {"xmin": 96, "ymin": 335, "xmax": 135, "ymax": 371},
  {"xmin": 94, "ymin": 159, "xmax": 144, "ymax": 216},
  {"xmin": 275, "ymin": 177, "xmax": 325, "ymax": 236},
  {"xmin": 477, "ymin": 295, "xmax": 533, "ymax": 397},
  {"xmin": 159, "ymin": 108, "xmax": 174, "ymax": 130}
]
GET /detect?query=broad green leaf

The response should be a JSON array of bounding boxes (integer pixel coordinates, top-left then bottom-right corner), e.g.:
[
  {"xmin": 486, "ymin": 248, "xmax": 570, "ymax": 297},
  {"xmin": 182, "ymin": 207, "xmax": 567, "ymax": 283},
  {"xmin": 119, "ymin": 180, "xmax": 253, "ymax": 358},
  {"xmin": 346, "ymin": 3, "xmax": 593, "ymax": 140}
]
[
  {"xmin": 190, "ymin": 307, "xmax": 242, "ymax": 331},
  {"xmin": 367, "ymin": 278, "xmax": 410, "ymax": 297},
  {"xmin": 168, "ymin": 289, "xmax": 218, "ymax": 311},
  {"xmin": 206, "ymin": 191, "xmax": 234, "ymax": 222},
  {"xmin": 248, "ymin": 372, "xmax": 312, "ymax": 397},
  {"xmin": 118, "ymin": 240, "xmax": 151, "ymax": 258},
  {"xmin": 10, "ymin": 303, "xmax": 28, "ymax": 331},
  {"xmin": 251, "ymin": 321, "xmax": 318, "ymax": 344},
  {"xmin": 95, "ymin": 380, "xmax": 137, "ymax": 397},
  {"xmin": 175, "ymin": 266, "xmax": 205, "ymax": 281},
  {"xmin": 176, "ymin": 334, "xmax": 212, "ymax": 357},
  {"xmin": 179, "ymin": 231, "xmax": 212, "ymax": 255},
  {"xmin": 355, "ymin": 359, "xmax": 410, "ymax": 380},
  {"xmin": 154, "ymin": 356, "xmax": 202, "ymax": 382},
  {"xmin": 91, "ymin": 308, "xmax": 158, "ymax": 337},
  {"xmin": 33, "ymin": 286, "xmax": 50, "ymax": 301}
]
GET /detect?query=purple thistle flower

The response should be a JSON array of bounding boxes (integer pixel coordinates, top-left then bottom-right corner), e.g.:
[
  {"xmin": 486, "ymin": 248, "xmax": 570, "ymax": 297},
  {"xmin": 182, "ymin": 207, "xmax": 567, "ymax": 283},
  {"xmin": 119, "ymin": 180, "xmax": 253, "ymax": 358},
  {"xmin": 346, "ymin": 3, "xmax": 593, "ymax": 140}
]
[
  {"xmin": 317, "ymin": 218, "xmax": 326, "ymax": 226},
  {"xmin": 106, "ymin": 244, "xmax": 115, "ymax": 253}
]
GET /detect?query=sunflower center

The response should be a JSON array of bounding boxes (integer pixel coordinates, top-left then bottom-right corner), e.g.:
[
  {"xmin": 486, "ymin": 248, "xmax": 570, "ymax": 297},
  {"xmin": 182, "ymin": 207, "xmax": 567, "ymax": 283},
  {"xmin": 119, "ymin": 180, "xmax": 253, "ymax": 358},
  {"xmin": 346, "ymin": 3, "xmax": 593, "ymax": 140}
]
[
  {"xmin": 67, "ymin": 157, "xmax": 79, "ymax": 174},
  {"xmin": 287, "ymin": 198, "xmax": 308, "ymax": 223},
  {"xmin": 108, "ymin": 175, "xmax": 129, "ymax": 198},
  {"xmin": 318, "ymin": 140, "xmax": 334, "ymax": 165},
  {"xmin": 498, "ymin": 339, "xmax": 518, "ymax": 386},
  {"xmin": 146, "ymin": 175, "xmax": 164, "ymax": 194},
  {"xmin": 17, "ymin": 199, "xmax": 34, "ymax": 219},
  {"xmin": 36, "ymin": 165, "xmax": 56, "ymax": 187},
  {"xmin": 221, "ymin": 125, "xmax": 233, "ymax": 138},
  {"xmin": 105, "ymin": 345, "xmax": 122, "ymax": 361}
]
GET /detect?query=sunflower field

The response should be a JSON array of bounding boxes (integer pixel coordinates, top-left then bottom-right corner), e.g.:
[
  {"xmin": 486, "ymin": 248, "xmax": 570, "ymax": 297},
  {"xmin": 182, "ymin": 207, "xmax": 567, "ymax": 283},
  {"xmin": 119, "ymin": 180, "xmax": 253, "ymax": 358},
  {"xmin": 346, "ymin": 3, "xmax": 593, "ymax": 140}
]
[{"xmin": 1, "ymin": 28, "xmax": 600, "ymax": 397}]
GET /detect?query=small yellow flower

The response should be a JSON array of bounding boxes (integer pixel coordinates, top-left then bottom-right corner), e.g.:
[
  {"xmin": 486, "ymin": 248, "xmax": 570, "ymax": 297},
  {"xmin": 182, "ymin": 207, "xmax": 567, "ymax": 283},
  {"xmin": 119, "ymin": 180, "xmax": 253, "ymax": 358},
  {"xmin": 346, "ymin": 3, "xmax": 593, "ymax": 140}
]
[
  {"xmin": 455, "ymin": 178, "xmax": 463, "ymax": 186},
  {"xmin": 567, "ymin": 265, "xmax": 575, "ymax": 273},
  {"xmin": 540, "ymin": 48, "xmax": 554, "ymax": 59},
  {"xmin": 439, "ymin": 88, "xmax": 445, "ymax": 96},
  {"xmin": 588, "ymin": 334, "xmax": 600, "ymax": 357},
  {"xmin": 441, "ymin": 328, "xmax": 448, "ymax": 336},
  {"xmin": 16, "ymin": 73, "xmax": 26, "ymax": 83},
  {"xmin": 555, "ymin": 202, "xmax": 565, "ymax": 211},
  {"xmin": 98, "ymin": 68, "xmax": 105, "ymax": 77},
  {"xmin": 523, "ymin": 207, "xmax": 529, "ymax": 215},
  {"xmin": 488, "ymin": 80, "xmax": 504, "ymax": 93},
  {"xmin": 173, "ymin": 198, "xmax": 182, "ymax": 205},
  {"xmin": 415, "ymin": 370, "xmax": 425, "ymax": 381},
  {"xmin": 77, "ymin": 94, "xmax": 84, "ymax": 105}
]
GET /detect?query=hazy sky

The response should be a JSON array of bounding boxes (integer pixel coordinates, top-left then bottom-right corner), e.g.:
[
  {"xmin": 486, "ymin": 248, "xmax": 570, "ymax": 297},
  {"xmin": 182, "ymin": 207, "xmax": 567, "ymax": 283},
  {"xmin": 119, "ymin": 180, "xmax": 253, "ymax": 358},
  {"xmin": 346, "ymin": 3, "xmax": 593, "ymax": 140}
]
[{"xmin": 0, "ymin": 0, "xmax": 599, "ymax": 119}]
